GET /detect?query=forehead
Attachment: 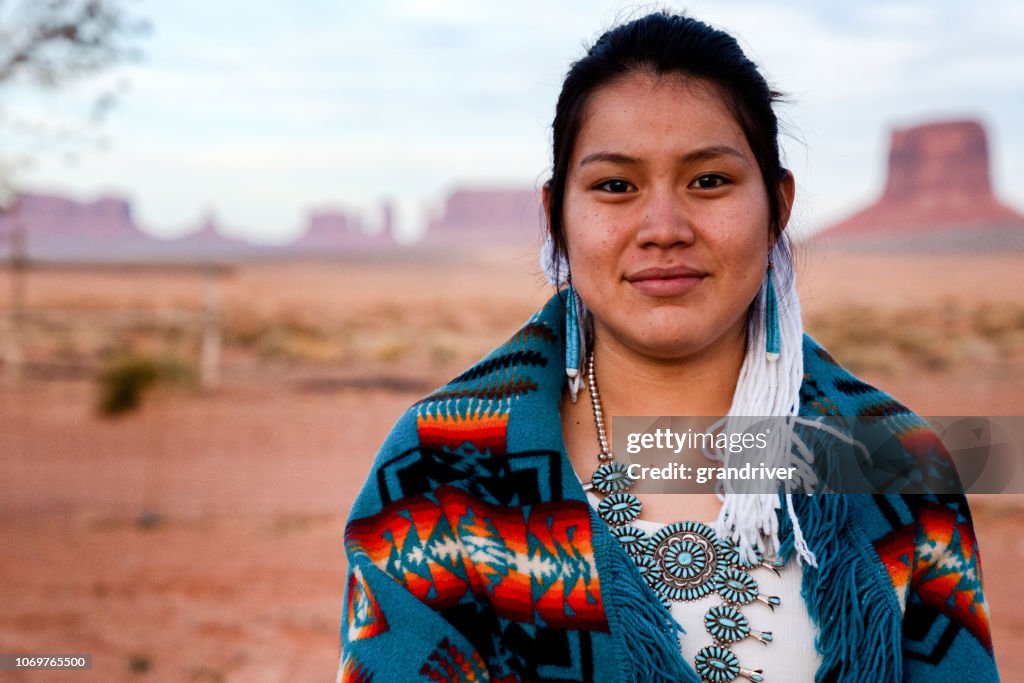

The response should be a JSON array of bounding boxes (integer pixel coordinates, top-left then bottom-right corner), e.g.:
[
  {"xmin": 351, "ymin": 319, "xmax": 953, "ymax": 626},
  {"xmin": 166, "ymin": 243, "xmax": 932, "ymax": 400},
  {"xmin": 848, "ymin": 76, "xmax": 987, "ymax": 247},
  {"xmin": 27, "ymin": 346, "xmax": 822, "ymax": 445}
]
[{"xmin": 571, "ymin": 72, "xmax": 751, "ymax": 163}]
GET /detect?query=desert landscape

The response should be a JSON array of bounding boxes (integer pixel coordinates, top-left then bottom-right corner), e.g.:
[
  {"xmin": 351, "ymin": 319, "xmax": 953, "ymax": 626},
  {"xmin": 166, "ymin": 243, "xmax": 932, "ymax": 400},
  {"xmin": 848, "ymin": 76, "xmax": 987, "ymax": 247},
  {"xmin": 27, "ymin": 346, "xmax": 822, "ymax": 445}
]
[{"xmin": 1, "ymin": 246, "xmax": 1022, "ymax": 682}]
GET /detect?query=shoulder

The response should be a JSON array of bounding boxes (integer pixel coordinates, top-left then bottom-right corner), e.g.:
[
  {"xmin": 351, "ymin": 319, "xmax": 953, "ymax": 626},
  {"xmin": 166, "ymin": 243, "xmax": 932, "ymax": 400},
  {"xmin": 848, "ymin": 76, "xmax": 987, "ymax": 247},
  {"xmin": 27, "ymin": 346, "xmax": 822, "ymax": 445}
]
[
  {"xmin": 348, "ymin": 294, "xmax": 567, "ymax": 520},
  {"xmin": 798, "ymin": 343, "xmax": 997, "ymax": 656},
  {"xmin": 799, "ymin": 334, "xmax": 918, "ymax": 418},
  {"xmin": 799, "ymin": 333, "xmax": 956, "ymax": 482}
]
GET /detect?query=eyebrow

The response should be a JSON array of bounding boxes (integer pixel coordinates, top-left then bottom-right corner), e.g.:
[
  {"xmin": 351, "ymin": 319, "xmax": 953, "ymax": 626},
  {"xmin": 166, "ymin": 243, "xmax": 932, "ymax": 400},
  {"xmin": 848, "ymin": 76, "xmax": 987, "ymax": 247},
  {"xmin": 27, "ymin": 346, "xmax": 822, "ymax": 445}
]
[{"xmin": 578, "ymin": 145, "xmax": 747, "ymax": 168}]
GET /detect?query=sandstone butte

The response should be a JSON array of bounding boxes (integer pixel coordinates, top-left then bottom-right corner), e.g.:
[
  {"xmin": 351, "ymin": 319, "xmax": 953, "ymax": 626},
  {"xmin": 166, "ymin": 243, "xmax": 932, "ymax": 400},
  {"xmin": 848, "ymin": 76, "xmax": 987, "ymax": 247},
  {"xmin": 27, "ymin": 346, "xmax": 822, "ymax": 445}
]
[
  {"xmin": 424, "ymin": 187, "xmax": 544, "ymax": 246},
  {"xmin": 815, "ymin": 119, "xmax": 1024, "ymax": 250}
]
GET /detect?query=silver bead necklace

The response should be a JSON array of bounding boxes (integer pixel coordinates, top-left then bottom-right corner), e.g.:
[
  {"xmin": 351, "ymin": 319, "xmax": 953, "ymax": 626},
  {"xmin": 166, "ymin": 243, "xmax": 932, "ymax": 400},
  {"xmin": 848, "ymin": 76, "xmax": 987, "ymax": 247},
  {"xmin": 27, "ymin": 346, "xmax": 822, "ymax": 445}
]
[{"xmin": 584, "ymin": 350, "xmax": 779, "ymax": 683}]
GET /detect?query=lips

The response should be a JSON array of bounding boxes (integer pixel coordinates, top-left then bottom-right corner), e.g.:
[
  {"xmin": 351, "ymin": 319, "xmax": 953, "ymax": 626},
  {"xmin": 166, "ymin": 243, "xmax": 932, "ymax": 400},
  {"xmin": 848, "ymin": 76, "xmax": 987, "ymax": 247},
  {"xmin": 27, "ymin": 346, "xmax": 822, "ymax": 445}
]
[{"xmin": 626, "ymin": 265, "xmax": 707, "ymax": 297}]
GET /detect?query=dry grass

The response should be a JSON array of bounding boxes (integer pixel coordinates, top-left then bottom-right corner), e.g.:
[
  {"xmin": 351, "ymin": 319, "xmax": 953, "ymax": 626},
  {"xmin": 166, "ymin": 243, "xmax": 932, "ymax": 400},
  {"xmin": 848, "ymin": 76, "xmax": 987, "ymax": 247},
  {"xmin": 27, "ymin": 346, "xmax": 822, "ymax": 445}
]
[
  {"xmin": 805, "ymin": 301, "xmax": 1024, "ymax": 376},
  {"xmin": 4, "ymin": 259, "xmax": 1021, "ymax": 387}
]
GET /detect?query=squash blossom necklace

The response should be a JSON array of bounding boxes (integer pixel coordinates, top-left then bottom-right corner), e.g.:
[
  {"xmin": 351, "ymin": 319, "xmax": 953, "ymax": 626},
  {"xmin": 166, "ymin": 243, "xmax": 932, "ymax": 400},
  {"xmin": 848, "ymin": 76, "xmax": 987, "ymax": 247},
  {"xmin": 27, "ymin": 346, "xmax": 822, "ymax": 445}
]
[{"xmin": 582, "ymin": 350, "xmax": 781, "ymax": 683}]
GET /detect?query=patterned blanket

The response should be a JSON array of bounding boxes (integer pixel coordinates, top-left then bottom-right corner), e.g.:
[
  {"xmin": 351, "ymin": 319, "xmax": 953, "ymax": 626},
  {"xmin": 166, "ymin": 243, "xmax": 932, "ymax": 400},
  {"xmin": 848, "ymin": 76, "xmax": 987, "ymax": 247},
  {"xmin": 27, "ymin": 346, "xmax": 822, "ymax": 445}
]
[{"xmin": 339, "ymin": 292, "xmax": 999, "ymax": 682}]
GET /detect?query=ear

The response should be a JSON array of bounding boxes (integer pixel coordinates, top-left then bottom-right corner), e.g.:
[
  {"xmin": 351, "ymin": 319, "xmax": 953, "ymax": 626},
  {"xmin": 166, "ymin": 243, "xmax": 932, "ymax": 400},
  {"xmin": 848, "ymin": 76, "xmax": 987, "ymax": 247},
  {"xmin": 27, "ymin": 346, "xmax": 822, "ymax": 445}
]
[
  {"xmin": 542, "ymin": 180, "xmax": 553, "ymax": 229},
  {"xmin": 777, "ymin": 169, "xmax": 795, "ymax": 232}
]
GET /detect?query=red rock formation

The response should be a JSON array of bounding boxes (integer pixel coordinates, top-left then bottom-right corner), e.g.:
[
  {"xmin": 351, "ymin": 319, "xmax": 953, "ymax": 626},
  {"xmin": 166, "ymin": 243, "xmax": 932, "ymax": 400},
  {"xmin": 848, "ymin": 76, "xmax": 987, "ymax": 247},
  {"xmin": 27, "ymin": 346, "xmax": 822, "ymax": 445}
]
[
  {"xmin": 424, "ymin": 187, "xmax": 544, "ymax": 244},
  {"xmin": 0, "ymin": 192, "xmax": 146, "ymax": 243},
  {"xmin": 0, "ymin": 191, "xmax": 402, "ymax": 259},
  {"xmin": 817, "ymin": 120, "xmax": 1024, "ymax": 247},
  {"xmin": 169, "ymin": 212, "xmax": 247, "ymax": 246},
  {"xmin": 293, "ymin": 207, "xmax": 394, "ymax": 251}
]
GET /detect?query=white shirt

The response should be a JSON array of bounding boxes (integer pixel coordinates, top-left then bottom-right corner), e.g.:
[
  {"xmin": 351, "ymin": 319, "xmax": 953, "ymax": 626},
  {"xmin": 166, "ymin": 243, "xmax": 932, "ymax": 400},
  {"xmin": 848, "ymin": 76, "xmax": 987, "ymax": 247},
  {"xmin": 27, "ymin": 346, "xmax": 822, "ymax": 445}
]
[{"xmin": 580, "ymin": 484, "xmax": 823, "ymax": 681}]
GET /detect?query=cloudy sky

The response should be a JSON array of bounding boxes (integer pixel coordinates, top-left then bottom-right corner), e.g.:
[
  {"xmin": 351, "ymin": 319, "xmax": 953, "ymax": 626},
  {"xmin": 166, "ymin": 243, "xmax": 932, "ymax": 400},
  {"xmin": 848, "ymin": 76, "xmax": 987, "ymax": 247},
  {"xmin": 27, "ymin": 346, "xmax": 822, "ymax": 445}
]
[{"xmin": 2, "ymin": 0, "xmax": 1022, "ymax": 244}]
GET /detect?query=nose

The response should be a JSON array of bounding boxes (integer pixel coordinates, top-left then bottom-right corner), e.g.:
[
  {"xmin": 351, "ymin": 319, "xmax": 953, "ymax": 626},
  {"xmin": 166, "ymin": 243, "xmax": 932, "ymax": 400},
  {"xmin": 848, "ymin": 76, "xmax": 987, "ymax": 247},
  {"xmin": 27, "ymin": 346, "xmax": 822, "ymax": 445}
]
[{"xmin": 633, "ymin": 186, "xmax": 695, "ymax": 248}]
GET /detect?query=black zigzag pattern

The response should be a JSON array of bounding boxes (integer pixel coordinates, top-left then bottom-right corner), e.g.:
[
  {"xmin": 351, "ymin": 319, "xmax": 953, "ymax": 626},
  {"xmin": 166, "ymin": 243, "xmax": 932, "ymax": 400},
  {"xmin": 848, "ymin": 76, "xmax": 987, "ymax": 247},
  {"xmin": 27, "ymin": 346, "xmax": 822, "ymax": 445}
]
[
  {"xmin": 832, "ymin": 376, "xmax": 876, "ymax": 396},
  {"xmin": 859, "ymin": 399, "xmax": 912, "ymax": 418},
  {"xmin": 415, "ymin": 379, "xmax": 539, "ymax": 405},
  {"xmin": 509, "ymin": 322, "xmax": 558, "ymax": 345},
  {"xmin": 451, "ymin": 349, "xmax": 548, "ymax": 384}
]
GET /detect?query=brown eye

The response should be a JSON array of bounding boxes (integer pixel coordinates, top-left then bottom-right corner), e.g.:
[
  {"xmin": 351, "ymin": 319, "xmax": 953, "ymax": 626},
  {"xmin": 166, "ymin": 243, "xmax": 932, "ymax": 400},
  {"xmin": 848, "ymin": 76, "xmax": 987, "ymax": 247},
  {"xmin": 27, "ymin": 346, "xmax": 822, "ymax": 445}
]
[
  {"xmin": 595, "ymin": 179, "xmax": 635, "ymax": 193},
  {"xmin": 691, "ymin": 174, "xmax": 729, "ymax": 190}
]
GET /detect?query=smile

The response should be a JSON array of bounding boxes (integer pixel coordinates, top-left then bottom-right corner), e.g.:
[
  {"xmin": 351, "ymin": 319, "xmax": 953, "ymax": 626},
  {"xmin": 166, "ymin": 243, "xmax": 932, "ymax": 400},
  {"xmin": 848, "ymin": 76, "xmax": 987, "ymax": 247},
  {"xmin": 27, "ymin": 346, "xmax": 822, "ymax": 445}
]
[{"xmin": 626, "ymin": 266, "xmax": 708, "ymax": 297}]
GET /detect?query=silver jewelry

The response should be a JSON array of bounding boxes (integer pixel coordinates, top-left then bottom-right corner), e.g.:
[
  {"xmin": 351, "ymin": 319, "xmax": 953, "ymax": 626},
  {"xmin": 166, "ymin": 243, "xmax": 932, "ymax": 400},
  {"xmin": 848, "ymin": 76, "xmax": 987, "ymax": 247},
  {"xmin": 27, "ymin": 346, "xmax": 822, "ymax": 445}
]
[{"xmin": 584, "ymin": 350, "xmax": 779, "ymax": 683}]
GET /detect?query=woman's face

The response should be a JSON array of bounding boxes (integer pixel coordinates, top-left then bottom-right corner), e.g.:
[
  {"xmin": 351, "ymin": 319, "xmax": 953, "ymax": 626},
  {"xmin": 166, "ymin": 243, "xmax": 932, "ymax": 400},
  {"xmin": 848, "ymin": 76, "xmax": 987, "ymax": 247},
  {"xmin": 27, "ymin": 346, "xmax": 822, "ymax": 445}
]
[{"xmin": 552, "ymin": 72, "xmax": 792, "ymax": 362}]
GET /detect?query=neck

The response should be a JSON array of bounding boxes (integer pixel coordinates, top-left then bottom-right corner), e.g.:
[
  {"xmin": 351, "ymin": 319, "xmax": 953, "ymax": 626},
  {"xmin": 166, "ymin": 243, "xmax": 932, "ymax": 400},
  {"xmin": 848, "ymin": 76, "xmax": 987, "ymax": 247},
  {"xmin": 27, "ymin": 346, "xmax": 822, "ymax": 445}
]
[{"xmin": 589, "ymin": 322, "xmax": 747, "ymax": 418}]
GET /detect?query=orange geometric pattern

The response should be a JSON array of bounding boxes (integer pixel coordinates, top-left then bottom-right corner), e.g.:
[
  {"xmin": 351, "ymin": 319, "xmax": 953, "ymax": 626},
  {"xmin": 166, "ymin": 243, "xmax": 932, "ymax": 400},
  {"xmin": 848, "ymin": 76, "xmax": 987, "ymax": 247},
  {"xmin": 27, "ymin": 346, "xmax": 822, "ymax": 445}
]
[
  {"xmin": 874, "ymin": 524, "xmax": 915, "ymax": 615},
  {"xmin": 417, "ymin": 410, "xmax": 509, "ymax": 456},
  {"xmin": 345, "ymin": 565, "xmax": 388, "ymax": 642},
  {"xmin": 419, "ymin": 636, "xmax": 490, "ymax": 682},
  {"xmin": 911, "ymin": 503, "xmax": 992, "ymax": 651},
  {"xmin": 346, "ymin": 485, "xmax": 608, "ymax": 631},
  {"xmin": 874, "ymin": 501, "xmax": 993, "ymax": 651},
  {"xmin": 339, "ymin": 653, "xmax": 374, "ymax": 683}
]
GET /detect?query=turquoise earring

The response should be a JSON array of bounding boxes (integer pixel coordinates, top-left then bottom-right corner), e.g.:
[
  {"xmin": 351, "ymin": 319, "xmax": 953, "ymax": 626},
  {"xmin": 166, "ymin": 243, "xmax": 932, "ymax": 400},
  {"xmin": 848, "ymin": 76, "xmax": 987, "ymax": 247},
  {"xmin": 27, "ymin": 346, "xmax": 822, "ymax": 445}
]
[
  {"xmin": 765, "ymin": 261, "xmax": 780, "ymax": 362},
  {"xmin": 565, "ymin": 281, "xmax": 581, "ymax": 379}
]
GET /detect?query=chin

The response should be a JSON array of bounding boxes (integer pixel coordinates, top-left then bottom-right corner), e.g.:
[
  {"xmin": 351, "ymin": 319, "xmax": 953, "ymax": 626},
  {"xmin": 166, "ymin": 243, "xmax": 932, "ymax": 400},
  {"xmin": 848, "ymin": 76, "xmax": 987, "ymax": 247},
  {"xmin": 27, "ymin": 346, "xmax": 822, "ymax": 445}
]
[{"xmin": 630, "ymin": 334, "xmax": 709, "ymax": 361}]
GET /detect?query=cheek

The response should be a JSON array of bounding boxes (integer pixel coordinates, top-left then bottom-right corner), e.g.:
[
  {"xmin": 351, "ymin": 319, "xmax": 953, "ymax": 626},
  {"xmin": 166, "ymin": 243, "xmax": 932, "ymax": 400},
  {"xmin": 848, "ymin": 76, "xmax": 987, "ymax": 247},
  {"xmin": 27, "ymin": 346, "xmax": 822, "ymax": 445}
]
[
  {"xmin": 566, "ymin": 221, "xmax": 620, "ymax": 272},
  {"xmin": 709, "ymin": 225, "xmax": 770, "ymax": 297},
  {"xmin": 570, "ymin": 247, "xmax": 612, "ymax": 295},
  {"xmin": 718, "ymin": 202, "xmax": 770, "ymax": 259},
  {"xmin": 731, "ymin": 242, "xmax": 769, "ymax": 293},
  {"xmin": 711, "ymin": 229, "xmax": 764, "ymax": 266}
]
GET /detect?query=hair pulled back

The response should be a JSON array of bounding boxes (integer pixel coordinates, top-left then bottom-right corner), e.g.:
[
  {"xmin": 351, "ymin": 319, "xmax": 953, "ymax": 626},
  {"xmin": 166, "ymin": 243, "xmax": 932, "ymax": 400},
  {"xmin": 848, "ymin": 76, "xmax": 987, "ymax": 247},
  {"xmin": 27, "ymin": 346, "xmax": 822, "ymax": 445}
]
[{"xmin": 546, "ymin": 11, "xmax": 788, "ymax": 270}]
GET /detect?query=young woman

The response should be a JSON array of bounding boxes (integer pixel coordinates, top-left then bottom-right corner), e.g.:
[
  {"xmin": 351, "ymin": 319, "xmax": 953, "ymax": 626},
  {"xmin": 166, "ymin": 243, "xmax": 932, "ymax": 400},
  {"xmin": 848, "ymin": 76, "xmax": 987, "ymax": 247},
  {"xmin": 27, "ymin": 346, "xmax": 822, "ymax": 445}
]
[{"xmin": 339, "ymin": 12, "xmax": 999, "ymax": 682}]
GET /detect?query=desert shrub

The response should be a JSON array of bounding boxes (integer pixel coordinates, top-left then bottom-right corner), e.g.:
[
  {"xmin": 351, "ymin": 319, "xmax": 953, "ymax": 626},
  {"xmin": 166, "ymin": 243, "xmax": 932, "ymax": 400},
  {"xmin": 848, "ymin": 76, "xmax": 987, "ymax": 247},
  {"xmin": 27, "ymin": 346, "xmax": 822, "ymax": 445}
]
[
  {"xmin": 367, "ymin": 333, "xmax": 411, "ymax": 363},
  {"xmin": 96, "ymin": 353, "xmax": 195, "ymax": 416},
  {"xmin": 254, "ymin": 325, "xmax": 344, "ymax": 363},
  {"xmin": 221, "ymin": 307, "xmax": 269, "ymax": 348},
  {"xmin": 430, "ymin": 333, "xmax": 461, "ymax": 366}
]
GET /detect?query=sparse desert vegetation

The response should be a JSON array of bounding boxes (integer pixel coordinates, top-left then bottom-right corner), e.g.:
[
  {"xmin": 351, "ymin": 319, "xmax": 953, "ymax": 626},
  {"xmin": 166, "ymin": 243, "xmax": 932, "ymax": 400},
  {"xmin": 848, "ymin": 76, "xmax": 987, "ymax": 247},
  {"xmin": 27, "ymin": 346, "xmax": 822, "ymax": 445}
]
[{"xmin": 806, "ymin": 301, "xmax": 1024, "ymax": 375}]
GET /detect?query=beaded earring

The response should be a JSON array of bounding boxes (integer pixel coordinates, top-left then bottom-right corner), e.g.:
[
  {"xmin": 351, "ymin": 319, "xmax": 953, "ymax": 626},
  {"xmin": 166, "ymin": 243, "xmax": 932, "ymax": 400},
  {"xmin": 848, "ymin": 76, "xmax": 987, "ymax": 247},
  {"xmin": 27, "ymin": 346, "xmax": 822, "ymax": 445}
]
[
  {"xmin": 764, "ymin": 260, "xmax": 780, "ymax": 362},
  {"xmin": 565, "ymin": 281, "xmax": 580, "ymax": 381}
]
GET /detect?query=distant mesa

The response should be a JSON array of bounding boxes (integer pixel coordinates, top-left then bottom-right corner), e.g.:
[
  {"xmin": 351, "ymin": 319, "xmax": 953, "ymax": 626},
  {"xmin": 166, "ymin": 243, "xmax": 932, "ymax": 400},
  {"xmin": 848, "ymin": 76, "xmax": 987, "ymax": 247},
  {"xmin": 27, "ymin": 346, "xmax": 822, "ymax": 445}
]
[
  {"xmin": 423, "ymin": 187, "xmax": 544, "ymax": 245},
  {"xmin": 0, "ymin": 193, "xmax": 399, "ymax": 261},
  {"xmin": 1, "ymin": 185, "xmax": 545, "ymax": 261},
  {"xmin": 293, "ymin": 201, "xmax": 394, "ymax": 251},
  {"xmin": 158, "ymin": 212, "xmax": 255, "ymax": 259},
  {"xmin": 168, "ymin": 212, "xmax": 247, "ymax": 246},
  {"xmin": 0, "ymin": 191, "xmax": 270, "ymax": 260},
  {"xmin": 0, "ymin": 191, "xmax": 165, "ymax": 260},
  {"xmin": 6, "ymin": 120, "xmax": 1021, "ymax": 260},
  {"xmin": 0, "ymin": 192, "xmax": 144, "ymax": 244},
  {"xmin": 816, "ymin": 119, "xmax": 1024, "ymax": 250}
]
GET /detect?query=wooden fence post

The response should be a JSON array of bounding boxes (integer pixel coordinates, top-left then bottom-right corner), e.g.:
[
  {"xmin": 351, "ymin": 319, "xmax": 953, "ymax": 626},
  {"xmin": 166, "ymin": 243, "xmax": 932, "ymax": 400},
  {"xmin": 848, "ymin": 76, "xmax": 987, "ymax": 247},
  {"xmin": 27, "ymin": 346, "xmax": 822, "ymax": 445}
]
[
  {"xmin": 3, "ymin": 226, "xmax": 25, "ymax": 384},
  {"xmin": 200, "ymin": 265, "xmax": 221, "ymax": 389}
]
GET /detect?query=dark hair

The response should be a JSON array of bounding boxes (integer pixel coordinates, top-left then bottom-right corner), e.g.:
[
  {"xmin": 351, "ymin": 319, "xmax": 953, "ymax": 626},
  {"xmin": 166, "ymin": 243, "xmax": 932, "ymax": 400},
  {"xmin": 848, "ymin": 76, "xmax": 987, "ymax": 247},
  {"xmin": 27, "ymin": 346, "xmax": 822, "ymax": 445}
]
[{"xmin": 546, "ymin": 11, "xmax": 789, "ymax": 272}]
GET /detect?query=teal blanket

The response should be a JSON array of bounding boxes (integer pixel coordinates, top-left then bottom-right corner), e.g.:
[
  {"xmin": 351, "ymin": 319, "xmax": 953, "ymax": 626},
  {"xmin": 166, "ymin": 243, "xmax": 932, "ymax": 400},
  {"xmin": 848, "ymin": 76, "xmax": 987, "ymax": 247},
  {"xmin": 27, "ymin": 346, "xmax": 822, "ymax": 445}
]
[{"xmin": 339, "ymin": 293, "xmax": 999, "ymax": 682}]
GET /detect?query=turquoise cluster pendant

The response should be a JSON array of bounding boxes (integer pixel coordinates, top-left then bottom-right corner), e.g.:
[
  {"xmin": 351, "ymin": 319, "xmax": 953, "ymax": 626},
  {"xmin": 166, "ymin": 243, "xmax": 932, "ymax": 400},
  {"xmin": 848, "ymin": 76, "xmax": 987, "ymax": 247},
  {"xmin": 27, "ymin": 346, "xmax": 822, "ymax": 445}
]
[
  {"xmin": 588, "ymin": 465, "xmax": 781, "ymax": 683},
  {"xmin": 583, "ymin": 350, "xmax": 781, "ymax": 683}
]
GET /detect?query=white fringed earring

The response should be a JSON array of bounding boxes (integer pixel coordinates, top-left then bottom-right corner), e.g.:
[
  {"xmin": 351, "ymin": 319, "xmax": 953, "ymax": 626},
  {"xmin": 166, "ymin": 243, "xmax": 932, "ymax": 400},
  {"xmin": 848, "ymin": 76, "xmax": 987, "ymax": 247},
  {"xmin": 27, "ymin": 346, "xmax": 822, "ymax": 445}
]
[{"xmin": 718, "ymin": 239, "xmax": 818, "ymax": 568}]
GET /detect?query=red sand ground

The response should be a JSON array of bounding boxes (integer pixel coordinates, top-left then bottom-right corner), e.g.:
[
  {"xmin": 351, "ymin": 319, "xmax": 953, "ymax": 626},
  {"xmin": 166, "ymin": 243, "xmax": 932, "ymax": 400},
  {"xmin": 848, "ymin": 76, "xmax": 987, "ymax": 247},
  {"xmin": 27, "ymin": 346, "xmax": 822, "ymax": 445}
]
[{"xmin": 1, "ymin": 250, "xmax": 1022, "ymax": 681}]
